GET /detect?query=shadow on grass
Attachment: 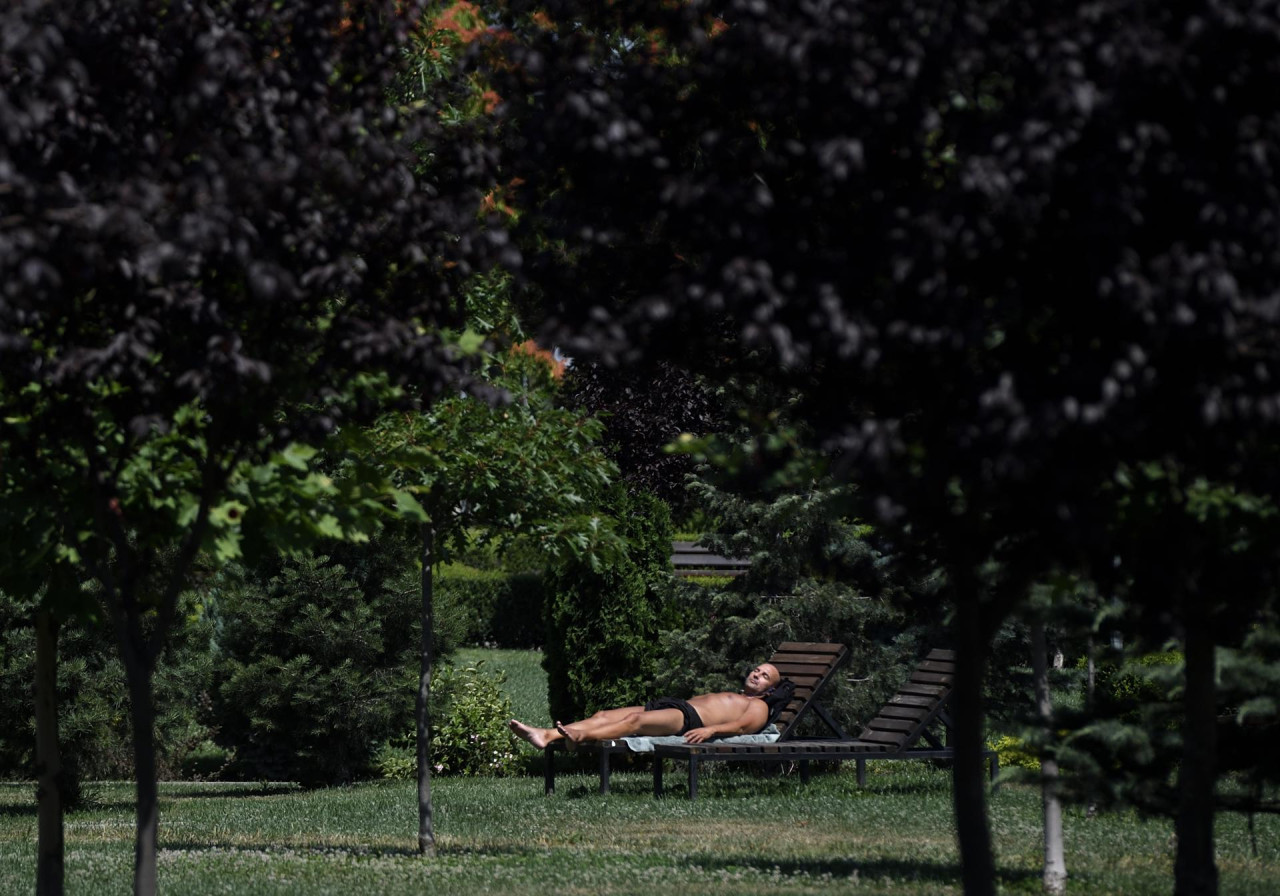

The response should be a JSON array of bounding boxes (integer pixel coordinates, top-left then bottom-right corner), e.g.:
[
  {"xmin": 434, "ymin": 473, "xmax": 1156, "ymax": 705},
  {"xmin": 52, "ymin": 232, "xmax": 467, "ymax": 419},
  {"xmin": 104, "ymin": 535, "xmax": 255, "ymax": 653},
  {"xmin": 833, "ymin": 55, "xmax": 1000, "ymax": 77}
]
[
  {"xmin": 550, "ymin": 770, "xmax": 954, "ymax": 801},
  {"xmin": 0, "ymin": 798, "xmax": 142, "ymax": 816},
  {"xmin": 161, "ymin": 839, "xmax": 421, "ymax": 858},
  {"xmin": 157, "ymin": 837, "xmax": 1041, "ymax": 891},
  {"xmin": 689, "ymin": 853, "xmax": 1040, "ymax": 888},
  {"xmin": 161, "ymin": 784, "xmax": 301, "ymax": 800},
  {"xmin": 0, "ymin": 783, "xmax": 137, "ymax": 817},
  {"xmin": 155, "ymin": 828, "xmax": 1047, "ymax": 892},
  {"xmin": 1, "ymin": 783, "xmax": 302, "ymax": 816},
  {"xmin": 160, "ymin": 839, "xmax": 563, "ymax": 861}
]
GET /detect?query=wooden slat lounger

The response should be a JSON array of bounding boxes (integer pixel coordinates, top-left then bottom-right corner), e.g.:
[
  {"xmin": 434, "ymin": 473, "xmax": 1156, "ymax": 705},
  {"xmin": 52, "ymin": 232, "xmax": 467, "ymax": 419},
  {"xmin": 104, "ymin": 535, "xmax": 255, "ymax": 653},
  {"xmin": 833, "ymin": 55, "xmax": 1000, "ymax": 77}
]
[
  {"xmin": 650, "ymin": 648, "xmax": 999, "ymax": 798},
  {"xmin": 542, "ymin": 641, "xmax": 850, "ymax": 795}
]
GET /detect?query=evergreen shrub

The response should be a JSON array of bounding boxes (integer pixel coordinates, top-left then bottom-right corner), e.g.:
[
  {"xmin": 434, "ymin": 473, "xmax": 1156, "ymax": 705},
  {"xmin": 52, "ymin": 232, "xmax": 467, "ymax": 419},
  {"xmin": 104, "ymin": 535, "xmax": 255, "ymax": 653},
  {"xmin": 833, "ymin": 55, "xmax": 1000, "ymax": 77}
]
[
  {"xmin": 542, "ymin": 486, "xmax": 673, "ymax": 722},
  {"xmin": 209, "ymin": 552, "xmax": 434, "ymax": 784},
  {"xmin": 1054, "ymin": 649, "xmax": 1185, "ymax": 810},
  {"xmin": 654, "ymin": 580, "xmax": 923, "ymax": 732},
  {"xmin": 0, "ymin": 587, "xmax": 215, "ymax": 787},
  {"xmin": 652, "ymin": 479, "xmax": 929, "ymax": 733}
]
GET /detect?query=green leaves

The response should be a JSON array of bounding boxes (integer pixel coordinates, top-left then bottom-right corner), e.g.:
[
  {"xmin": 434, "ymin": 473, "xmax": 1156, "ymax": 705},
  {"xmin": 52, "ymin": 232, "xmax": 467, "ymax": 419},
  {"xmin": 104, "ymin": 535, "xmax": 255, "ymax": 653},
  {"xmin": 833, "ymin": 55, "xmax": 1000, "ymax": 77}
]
[{"xmin": 362, "ymin": 346, "xmax": 622, "ymax": 566}]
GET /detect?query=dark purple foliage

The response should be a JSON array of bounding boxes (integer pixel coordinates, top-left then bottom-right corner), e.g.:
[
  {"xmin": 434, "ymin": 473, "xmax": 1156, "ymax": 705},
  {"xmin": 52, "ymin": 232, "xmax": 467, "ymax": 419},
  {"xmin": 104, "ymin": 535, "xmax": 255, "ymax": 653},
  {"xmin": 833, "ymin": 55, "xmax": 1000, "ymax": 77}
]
[
  {"xmin": 2, "ymin": 0, "xmax": 498, "ymax": 447},
  {"xmin": 1, "ymin": 3, "xmax": 500, "ymax": 890},
  {"xmin": 488, "ymin": 3, "xmax": 1280, "ymax": 893},
  {"xmin": 496, "ymin": 0, "xmax": 1280, "ymax": 538},
  {"xmin": 562, "ymin": 361, "xmax": 726, "ymax": 514}
]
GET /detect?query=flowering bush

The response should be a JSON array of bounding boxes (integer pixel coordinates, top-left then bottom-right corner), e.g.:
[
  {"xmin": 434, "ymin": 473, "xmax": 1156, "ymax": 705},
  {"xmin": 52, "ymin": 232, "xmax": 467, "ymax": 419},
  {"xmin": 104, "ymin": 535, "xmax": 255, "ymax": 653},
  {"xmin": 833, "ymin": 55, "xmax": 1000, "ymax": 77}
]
[{"xmin": 375, "ymin": 661, "xmax": 521, "ymax": 779}]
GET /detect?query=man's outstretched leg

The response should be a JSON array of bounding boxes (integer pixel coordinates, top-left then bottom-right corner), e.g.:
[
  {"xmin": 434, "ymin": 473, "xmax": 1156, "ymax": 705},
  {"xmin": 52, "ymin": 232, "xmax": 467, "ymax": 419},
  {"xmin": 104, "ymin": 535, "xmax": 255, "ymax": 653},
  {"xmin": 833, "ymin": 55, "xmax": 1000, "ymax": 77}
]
[
  {"xmin": 510, "ymin": 707, "xmax": 643, "ymax": 748},
  {"xmin": 511, "ymin": 706, "xmax": 684, "ymax": 747},
  {"xmin": 556, "ymin": 707, "xmax": 686, "ymax": 745}
]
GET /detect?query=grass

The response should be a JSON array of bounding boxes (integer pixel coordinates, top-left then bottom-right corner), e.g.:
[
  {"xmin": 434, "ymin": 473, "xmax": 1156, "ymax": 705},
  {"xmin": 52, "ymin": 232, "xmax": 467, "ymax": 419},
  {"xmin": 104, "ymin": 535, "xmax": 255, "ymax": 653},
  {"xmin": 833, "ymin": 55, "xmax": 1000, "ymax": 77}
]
[
  {"xmin": 454, "ymin": 646, "xmax": 548, "ymax": 724},
  {"xmin": 2, "ymin": 767, "xmax": 1278, "ymax": 895},
  {"xmin": 3, "ymin": 649, "xmax": 1277, "ymax": 894}
]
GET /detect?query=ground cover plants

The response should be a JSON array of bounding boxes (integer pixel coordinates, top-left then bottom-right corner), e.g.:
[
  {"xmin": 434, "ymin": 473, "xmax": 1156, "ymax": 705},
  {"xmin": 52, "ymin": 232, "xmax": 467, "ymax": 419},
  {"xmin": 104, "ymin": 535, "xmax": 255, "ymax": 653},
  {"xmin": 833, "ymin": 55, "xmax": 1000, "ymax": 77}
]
[{"xmin": 1, "ymin": 765, "xmax": 1276, "ymax": 895}]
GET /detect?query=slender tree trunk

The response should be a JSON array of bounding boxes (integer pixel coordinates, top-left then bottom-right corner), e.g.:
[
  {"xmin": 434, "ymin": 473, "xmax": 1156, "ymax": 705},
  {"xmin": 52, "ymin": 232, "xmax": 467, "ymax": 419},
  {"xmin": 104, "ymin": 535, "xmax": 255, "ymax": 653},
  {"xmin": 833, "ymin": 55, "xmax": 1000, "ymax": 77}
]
[
  {"xmin": 1084, "ymin": 635, "xmax": 1096, "ymax": 711},
  {"xmin": 1084, "ymin": 634, "xmax": 1098, "ymax": 819},
  {"xmin": 1173, "ymin": 589, "xmax": 1218, "ymax": 896},
  {"xmin": 120, "ymin": 633, "xmax": 159, "ymax": 896},
  {"xmin": 34, "ymin": 609, "xmax": 65, "ymax": 896},
  {"xmin": 953, "ymin": 593, "xmax": 995, "ymax": 896},
  {"xmin": 1031, "ymin": 618, "xmax": 1067, "ymax": 895},
  {"xmin": 416, "ymin": 522, "xmax": 436, "ymax": 856}
]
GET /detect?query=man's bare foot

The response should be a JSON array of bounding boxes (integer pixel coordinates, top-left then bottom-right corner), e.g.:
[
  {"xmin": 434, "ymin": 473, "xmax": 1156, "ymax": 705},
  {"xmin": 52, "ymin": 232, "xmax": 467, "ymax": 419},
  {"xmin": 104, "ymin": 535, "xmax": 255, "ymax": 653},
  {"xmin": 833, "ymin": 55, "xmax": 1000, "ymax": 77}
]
[
  {"xmin": 509, "ymin": 719, "xmax": 557, "ymax": 749},
  {"xmin": 555, "ymin": 721, "xmax": 583, "ymax": 747}
]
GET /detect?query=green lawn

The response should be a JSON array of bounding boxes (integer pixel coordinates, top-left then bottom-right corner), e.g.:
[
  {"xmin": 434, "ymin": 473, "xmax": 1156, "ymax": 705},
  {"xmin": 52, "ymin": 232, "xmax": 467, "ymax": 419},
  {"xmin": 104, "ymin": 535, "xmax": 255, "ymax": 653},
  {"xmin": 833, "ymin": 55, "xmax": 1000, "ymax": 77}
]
[
  {"xmin": 3, "ymin": 649, "xmax": 1277, "ymax": 894},
  {"xmin": 454, "ymin": 646, "xmax": 548, "ymax": 724},
  {"xmin": 2, "ymin": 767, "xmax": 1277, "ymax": 895}
]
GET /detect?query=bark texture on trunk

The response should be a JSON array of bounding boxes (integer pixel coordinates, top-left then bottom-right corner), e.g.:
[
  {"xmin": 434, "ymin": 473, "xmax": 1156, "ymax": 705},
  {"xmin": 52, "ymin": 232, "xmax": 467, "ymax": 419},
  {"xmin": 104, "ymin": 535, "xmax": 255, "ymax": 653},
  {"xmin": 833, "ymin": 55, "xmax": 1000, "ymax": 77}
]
[
  {"xmin": 1173, "ymin": 593, "xmax": 1218, "ymax": 896},
  {"xmin": 122, "ymin": 646, "xmax": 159, "ymax": 896},
  {"xmin": 953, "ymin": 596, "xmax": 995, "ymax": 896},
  {"xmin": 1031, "ymin": 619, "xmax": 1067, "ymax": 895},
  {"xmin": 35, "ymin": 610, "xmax": 65, "ymax": 896},
  {"xmin": 417, "ymin": 523, "xmax": 437, "ymax": 857}
]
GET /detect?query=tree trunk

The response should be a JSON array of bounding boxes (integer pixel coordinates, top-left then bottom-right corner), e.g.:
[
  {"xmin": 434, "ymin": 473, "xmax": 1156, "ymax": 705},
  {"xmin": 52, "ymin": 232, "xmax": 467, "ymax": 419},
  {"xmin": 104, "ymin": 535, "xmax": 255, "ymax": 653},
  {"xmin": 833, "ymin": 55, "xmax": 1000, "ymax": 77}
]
[
  {"xmin": 1084, "ymin": 635, "xmax": 1096, "ymax": 711},
  {"xmin": 120, "ymin": 635, "xmax": 159, "ymax": 896},
  {"xmin": 1031, "ymin": 618, "xmax": 1067, "ymax": 895},
  {"xmin": 416, "ymin": 522, "xmax": 436, "ymax": 856},
  {"xmin": 952, "ymin": 593, "xmax": 995, "ymax": 896},
  {"xmin": 1084, "ymin": 634, "xmax": 1098, "ymax": 819},
  {"xmin": 1173, "ymin": 590, "xmax": 1218, "ymax": 896},
  {"xmin": 34, "ymin": 609, "xmax": 65, "ymax": 896}
]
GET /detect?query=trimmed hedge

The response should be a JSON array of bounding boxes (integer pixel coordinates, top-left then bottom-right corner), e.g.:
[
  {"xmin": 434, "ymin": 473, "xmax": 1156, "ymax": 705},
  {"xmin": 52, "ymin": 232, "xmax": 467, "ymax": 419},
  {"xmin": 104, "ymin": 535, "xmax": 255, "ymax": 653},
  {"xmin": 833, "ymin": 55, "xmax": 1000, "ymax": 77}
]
[
  {"xmin": 435, "ymin": 566, "xmax": 545, "ymax": 648},
  {"xmin": 542, "ymin": 486, "xmax": 673, "ymax": 723}
]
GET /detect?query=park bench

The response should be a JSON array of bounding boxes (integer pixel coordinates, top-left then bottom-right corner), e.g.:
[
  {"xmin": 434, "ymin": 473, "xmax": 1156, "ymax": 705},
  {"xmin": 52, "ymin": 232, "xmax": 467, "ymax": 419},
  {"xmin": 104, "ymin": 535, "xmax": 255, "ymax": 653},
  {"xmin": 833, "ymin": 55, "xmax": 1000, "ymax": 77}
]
[{"xmin": 670, "ymin": 540, "xmax": 751, "ymax": 578}]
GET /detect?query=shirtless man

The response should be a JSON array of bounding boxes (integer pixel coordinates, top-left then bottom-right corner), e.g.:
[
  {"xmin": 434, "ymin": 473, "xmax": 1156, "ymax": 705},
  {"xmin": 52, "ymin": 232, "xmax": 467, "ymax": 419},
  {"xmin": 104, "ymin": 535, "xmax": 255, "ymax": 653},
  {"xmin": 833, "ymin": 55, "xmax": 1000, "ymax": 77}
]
[{"xmin": 509, "ymin": 663, "xmax": 786, "ymax": 748}]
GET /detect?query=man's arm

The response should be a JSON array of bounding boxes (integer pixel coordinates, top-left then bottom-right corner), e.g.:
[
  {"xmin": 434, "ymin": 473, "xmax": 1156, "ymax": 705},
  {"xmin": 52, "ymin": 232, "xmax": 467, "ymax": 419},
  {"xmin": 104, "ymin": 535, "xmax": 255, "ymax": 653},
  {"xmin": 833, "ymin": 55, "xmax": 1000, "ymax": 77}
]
[{"xmin": 683, "ymin": 701, "xmax": 770, "ymax": 744}]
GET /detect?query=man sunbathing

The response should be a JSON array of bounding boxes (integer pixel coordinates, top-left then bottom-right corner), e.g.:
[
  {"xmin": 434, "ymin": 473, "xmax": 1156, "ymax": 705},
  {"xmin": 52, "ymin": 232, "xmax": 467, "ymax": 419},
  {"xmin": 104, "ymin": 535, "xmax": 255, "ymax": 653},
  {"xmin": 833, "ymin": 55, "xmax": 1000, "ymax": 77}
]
[{"xmin": 509, "ymin": 663, "xmax": 790, "ymax": 748}]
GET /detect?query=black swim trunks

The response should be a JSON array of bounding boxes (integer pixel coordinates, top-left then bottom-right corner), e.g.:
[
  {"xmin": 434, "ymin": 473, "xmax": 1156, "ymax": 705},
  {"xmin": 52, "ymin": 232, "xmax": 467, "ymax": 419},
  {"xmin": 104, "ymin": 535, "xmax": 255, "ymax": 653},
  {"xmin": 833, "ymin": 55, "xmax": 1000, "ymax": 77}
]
[{"xmin": 644, "ymin": 696, "xmax": 704, "ymax": 734}]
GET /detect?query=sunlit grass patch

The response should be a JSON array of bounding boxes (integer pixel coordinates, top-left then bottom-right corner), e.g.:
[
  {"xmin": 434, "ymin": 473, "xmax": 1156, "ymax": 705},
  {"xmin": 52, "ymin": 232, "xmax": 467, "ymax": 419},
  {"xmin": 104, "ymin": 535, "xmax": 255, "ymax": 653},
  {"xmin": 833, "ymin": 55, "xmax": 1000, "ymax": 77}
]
[
  {"xmin": 5, "ymin": 649, "xmax": 1280, "ymax": 896},
  {"xmin": 455, "ymin": 646, "xmax": 547, "ymax": 724},
  {"xmin": 3, "ymin": 774, "xmax": 1279, "ymax": 895}
]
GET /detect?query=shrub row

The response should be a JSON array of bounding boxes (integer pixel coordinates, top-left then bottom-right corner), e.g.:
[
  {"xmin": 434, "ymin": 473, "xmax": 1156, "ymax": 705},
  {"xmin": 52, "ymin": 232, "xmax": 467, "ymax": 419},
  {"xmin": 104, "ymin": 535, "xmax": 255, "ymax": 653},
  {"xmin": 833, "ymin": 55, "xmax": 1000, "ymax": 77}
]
[
  {"xmin": 0, "ymin": 588, "xmax": 217, "ymax": 795},
  {"xmin": 0, "ymin": 548, "xmax": 552, "ymax": 788},
  {"xmin": 435, "ymin": 566, "xmax": 545, "ymax": 649}
]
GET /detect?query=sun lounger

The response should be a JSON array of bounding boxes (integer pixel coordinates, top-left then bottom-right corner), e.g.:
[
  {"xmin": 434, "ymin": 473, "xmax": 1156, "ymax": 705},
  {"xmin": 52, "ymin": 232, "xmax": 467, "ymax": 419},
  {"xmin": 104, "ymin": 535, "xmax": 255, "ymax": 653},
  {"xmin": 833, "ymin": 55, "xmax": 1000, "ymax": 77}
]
[
  {"xmin": 542, "ymin": 641, "xmax": 850, "ymax": 794},
  {"xmin": 650, "ymin": 648, "xmax": 999, "ymax": 798}
]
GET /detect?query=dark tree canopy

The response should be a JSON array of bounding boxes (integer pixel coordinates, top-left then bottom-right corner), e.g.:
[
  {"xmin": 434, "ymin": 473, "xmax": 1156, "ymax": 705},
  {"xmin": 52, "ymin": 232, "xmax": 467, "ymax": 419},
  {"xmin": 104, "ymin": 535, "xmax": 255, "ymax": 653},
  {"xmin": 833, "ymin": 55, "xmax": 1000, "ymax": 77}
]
[
  {"xmin": 562, "ymin": 360, "xmax": 727, "ymax": 516},
  {"xmin": 495, "ymin": 0, "xmax": 1280, "ymax": 545},
  {"xmin": 1, "ymin": 2, "xmax": 501, "ymax": 891},
  {"xmin": 0, "ymin": 0, "xmax": 503, "ymax": 658},
  {"xmin": 2, "ymin": 0, "xmax": 498, "ymax": 449},
  {"xmin": 488, "ymin": 2, "xmax": 1280, "ymax": 893}
]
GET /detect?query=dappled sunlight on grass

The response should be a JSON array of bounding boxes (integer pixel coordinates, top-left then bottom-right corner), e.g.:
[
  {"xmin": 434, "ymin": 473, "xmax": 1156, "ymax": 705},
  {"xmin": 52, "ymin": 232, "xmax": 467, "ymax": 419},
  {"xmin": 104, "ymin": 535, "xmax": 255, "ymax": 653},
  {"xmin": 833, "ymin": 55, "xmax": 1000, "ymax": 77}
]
[{"xmin": 4, "ymin": 763, "xmax": 1279, "ymax": 894}]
